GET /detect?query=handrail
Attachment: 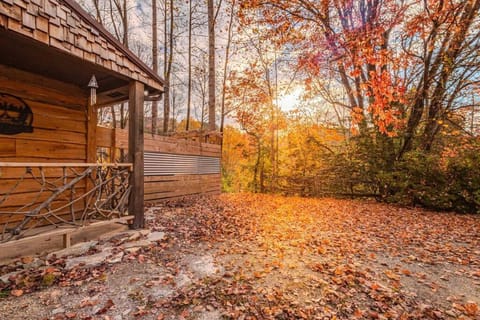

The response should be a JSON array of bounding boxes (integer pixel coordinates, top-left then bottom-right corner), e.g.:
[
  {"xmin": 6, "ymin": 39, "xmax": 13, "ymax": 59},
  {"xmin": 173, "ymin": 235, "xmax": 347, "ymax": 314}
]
[
  {"xmin": 0, "ymin": 163, "xmax": 132, "ymax": 242},
  {"xmin": 0, "ymin": 162, "xmax": 133, "ymax": 168}
]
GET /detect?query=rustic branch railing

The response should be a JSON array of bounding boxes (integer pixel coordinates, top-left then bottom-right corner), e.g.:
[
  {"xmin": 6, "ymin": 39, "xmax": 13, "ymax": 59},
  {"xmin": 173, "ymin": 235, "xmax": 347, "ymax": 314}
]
[{"xmin": 0, "ymin": 163, "xmax": 132, "ymax": 242}]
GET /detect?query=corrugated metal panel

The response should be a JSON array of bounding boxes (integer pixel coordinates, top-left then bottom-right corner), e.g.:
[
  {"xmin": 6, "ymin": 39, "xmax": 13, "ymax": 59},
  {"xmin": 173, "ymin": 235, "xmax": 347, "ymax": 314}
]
[{"xmin": 144, "ymin": 152, "xmax": 221, "ymax": 176}]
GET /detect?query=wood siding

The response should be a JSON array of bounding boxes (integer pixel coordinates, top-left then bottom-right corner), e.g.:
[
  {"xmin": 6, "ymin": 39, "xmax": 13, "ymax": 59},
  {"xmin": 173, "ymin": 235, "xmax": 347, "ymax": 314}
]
[{"xmin": 0, "ymin": 65, "xmax": 88, "ymax": 227}]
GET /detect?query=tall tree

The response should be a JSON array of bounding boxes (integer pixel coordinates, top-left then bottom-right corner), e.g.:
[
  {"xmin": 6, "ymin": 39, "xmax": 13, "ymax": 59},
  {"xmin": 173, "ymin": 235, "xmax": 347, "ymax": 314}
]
[
  {"xmin": 186, "ymin": 0, "xmax": 193, "ymax": 131},
  {"xmin": 239, "ymin": 0, "xmax": 480, "ymax": 159},
  {"xmin": 220, "ymin": 0, "xmax": 236, "ymax": 133},
  {"xmin": 163, "ymin": 0, "xmax": 174, "ymax": 133},
  {"xmin": 151, "ymin": 0, "xmax": 159, "ymax": 134},
  {"xmin": 208, "ymin": 0, "xmax": 216, "ymax": 130}
]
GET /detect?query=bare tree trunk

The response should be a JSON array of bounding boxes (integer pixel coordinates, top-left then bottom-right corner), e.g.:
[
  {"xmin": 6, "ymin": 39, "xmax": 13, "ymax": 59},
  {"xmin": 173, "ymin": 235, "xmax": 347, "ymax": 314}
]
[
  {"xmin": 171, "ymin": 77, "xmax": 176, "ymax": 131},
  {"xmin": 220, "ymin": 0, "xmax": 235, "ymax": 133},
  {"xmin": 151, "ymin": 0, "xmax": 158, "ymax": 135},
  {"xmin": 163, "ymin": 0, "xmax": 173, "ymax": 133},
  {"xmin": 163, "ymin": 0, "xmax": 174, "ymax": 133},
  {"xmin": 122, "ymin": 0, "xmax": 128, "ymax": 48},
  {"xmin": 208, "ymin": 0, "xmax": 216, "ymax": 131},
  {"xmin": 186, "ymin": 0, "xmax": 193, "ymax": 131},
  {"xmin": 200, "ymin": 86, "xmax": 206, "ymax": 129}
]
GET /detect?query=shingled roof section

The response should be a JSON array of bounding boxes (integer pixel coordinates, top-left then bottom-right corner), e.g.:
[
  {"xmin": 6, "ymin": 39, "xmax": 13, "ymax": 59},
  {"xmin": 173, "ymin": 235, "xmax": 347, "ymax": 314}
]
[{"xmin": 0, "ymin": 0, "xmax": 164, "ymax": 91}]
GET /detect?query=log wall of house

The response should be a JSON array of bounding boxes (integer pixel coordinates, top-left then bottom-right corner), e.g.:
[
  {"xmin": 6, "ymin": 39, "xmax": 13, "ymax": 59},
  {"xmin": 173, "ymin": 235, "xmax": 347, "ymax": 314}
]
[
  {"xmin": 0, "ymin": 64, "xmax": 88, "ymax": 228},
  {"xmin": 96, "ymin": 128, "xmax": 222, "ymax": 202}
]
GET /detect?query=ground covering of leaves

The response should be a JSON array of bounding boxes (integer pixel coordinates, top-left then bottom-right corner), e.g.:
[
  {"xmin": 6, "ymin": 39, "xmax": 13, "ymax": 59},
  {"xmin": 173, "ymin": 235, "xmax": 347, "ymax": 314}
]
[{"xmin": 1, "ymin": 193, "xmax": 479, "ymax": 319}]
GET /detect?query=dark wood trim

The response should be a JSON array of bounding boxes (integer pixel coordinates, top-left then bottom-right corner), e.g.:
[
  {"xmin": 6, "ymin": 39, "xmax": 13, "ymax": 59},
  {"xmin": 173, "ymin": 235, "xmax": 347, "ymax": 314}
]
[{"xmin": 128, "ymin": 80, "xmax": 145, "ymax": 229}]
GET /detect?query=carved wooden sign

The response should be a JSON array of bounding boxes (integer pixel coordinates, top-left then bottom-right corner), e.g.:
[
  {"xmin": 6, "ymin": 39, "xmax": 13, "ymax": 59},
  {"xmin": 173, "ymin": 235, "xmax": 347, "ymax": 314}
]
[{"xmin": 0, "ymin": 93, "xmax": 33, "ymax": 135}]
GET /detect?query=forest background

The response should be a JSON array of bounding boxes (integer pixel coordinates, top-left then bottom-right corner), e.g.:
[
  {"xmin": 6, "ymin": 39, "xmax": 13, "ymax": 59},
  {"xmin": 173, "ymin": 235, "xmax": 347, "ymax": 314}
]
[{"xmin": 78, "ymin": 0, "xmax": 480, "ymax": 213}]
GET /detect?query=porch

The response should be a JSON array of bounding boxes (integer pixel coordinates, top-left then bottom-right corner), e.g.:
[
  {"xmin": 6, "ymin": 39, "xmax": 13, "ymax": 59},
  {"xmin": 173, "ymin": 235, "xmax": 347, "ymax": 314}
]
[{"xmin": 0, "ymin": 0, "xmax": 163, "ymax": 248}]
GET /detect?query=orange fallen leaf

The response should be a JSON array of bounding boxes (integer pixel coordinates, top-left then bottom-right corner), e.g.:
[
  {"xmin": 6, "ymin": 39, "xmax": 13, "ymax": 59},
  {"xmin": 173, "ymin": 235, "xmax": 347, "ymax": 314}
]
[
  {"xmin": 401, "ymin": 269, "xmax": 411, "ymax": 276},
  {"xmin": 464, "ymin": 302, "xmax": 478, "ymax": 316},
  {"xmin": 353, "ymin": 308, "xmax": 364, "ymax": 318},
  {"xmin": 10, "ymin": 289, "xmax": 23, "ymax": 297},
  {"xmin": 384, "ymin": 270, "xmax": 400, "ymax": 281}
]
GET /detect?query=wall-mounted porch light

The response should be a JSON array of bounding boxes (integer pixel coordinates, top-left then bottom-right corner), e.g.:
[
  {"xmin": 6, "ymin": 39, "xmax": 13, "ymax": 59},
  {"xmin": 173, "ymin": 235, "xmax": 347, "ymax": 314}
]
[{"xmin": 87, "ymin": 75, "xmax": 99, "ymax": 106}]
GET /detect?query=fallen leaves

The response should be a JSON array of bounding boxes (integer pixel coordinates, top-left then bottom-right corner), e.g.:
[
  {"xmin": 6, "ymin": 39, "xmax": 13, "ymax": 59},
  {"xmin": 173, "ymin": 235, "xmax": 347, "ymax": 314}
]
[
  {"xmin": 95, "ymin": 299, "xmax": 114, "ymax": 315},
  {"xmin": 1, "ymin": 193, "xmax": 480, "ymax": 319},
  {"xmin": 10, "ymin": 289, "xmax": 23, "ymax": 297},
  {"xmin": 463, "ymin": 301, "xmax": 479, "ymax": 316}
]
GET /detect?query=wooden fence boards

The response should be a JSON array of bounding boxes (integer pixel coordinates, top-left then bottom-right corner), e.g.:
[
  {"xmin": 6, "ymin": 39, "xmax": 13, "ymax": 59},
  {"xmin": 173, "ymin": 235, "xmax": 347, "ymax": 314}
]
[{"xmin": 97, "ymin": 127, "xmax": 222, "ymax": 202}]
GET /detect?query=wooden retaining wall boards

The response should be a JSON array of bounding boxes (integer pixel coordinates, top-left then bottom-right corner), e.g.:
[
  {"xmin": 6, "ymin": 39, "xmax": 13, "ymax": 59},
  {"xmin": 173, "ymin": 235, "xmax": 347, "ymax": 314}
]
[{"xmin": 96, "ymin": 128, "xmax": 222, "ymax": 202}]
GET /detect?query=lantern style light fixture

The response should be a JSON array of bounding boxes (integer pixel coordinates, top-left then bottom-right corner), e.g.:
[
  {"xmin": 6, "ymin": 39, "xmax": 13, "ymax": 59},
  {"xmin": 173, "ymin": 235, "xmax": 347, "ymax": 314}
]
[{"xmin": 87, "ymin": 75, "xmax": 99, "ymax": 106}]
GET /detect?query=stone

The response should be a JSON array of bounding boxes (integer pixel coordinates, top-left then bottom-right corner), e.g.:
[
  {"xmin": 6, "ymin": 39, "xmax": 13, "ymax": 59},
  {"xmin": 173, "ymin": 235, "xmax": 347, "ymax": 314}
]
[
  {"xmin": 151, "ymin": 287, "xmax": 174, "ymax": 298},
  {"xmin": 128, "ymin": 232, "xmax": 142, "ymax": 241},
  {"xmin": 0, "ymin": 271, "xmax": 20, "ymax": 285},
  {"xmin": 175, "ymin": 272, "xmax": 192, "ymax": 288},
  {"xmin": 65, "ymin": 248, "xmax": 112, "ymax": 269},
  {"xmin": 124, "ymin": 247, "xmax": 142, "ymax": 254},
  {"xmin": 47, "ymin": 241, "xmax": 98, "ymax": 259},
  {"xmin": 186, "ymin": 254, "xmax": 222, "ymax": 278},
  {"xmin": 107, "ymin": 252, "xmax": 124, "ymax": 264},
  {"xmin": 139, "ymin": 229, "xmax": 151, "ymax": 236},
  {"xmin": 123, "ymin": 240, "xmax": 151, "ymax": 249},
  {"xmin": 52, "ymin": 307, "xmax": 65, "ymax": 315},
  {"xmin": 22, "ymin": 258, "xmax": 45, "ymax": 270},
  {"xmin": 145, "ymin": 215, "xmax": 156, "ymax": 222},
  {"xmin": 196, "ymin": 310, "xmax": 222, "ymax": 320},
  {"xmin": 147, "ymin": 231, "xmax": 165, "ymax": 242}
]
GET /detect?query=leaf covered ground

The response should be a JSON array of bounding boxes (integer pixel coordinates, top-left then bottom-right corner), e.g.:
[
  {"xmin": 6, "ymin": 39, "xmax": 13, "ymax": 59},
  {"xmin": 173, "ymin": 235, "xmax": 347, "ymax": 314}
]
[{"xmin": 1, "ymin": 193, "xmax": 479, "ymax": 319}]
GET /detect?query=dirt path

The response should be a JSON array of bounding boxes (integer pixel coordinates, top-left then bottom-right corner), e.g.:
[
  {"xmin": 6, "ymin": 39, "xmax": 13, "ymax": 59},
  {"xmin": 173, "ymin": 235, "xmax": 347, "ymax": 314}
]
[{"xmin": 1, "ymin": 194, "xmax": 479, "ymax": 319}]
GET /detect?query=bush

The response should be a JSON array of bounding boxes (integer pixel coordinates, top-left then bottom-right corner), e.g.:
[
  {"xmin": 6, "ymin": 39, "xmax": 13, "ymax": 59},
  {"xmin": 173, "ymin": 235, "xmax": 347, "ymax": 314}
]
[
  {"xmin": 321, "ymin": 137, "xmax": 480, "ymax": 213},
  {"xmin": 375, "ymin": 147, "xmax": 480, "ymax": 213}
]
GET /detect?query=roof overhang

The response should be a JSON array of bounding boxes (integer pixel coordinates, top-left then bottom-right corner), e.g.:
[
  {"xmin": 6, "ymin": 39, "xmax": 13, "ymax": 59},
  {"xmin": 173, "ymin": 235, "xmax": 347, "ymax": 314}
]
[{"xmin": 0, "ymin": 0, "xmax": 164, "ymax": 106}]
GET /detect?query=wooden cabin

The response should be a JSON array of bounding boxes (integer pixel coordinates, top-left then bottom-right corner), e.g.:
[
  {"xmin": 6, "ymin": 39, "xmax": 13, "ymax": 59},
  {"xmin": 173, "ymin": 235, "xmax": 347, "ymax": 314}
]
[{"xmin": 0, "ymin": 0, "xmax": 164, "ymax": 243}]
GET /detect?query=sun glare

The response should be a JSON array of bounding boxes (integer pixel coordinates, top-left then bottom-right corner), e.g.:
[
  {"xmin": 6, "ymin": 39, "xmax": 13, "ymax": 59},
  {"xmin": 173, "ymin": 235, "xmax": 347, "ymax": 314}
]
[{"xmin": 278, "ymin": 89, "xmax": 303, "ymax": 111}]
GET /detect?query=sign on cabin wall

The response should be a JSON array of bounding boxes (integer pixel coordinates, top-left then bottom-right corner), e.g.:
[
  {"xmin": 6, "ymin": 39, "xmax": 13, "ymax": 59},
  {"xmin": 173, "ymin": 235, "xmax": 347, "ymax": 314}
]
[{"xmin": 0, "ymin": 93, "xmax": 33, "ymax": 135}]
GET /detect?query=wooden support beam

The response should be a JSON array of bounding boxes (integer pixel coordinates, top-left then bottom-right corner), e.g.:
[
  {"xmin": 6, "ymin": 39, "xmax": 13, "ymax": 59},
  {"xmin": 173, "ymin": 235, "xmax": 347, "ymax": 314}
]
[
  {"xmin": 96, "ymin": 85, "xmax": 130, "ymax": 108},
  {"xmin": 86, "ymin": 101, "xmax": 97, "ymax": 188},
  {"xmin": 128, "ymin": 81, "xmax": 145, "ymax": 229}
]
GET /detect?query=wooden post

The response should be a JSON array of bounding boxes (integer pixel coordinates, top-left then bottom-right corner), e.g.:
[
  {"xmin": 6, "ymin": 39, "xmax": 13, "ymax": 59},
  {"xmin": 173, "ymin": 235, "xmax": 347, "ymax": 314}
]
[
  {"xmin": 86, "ymin": 103, "xmax": 97, "ymax": 164},
  {"xmin": 128, "ymin": 81, "xmax": 145, "ymax": 229},
  {"xmin": 86, "ymin": 102, "xmax": 97, "ymax": 212},
  {"xmin": 63, "ymin": 232, "xmax": 72, "ymax": 248}
]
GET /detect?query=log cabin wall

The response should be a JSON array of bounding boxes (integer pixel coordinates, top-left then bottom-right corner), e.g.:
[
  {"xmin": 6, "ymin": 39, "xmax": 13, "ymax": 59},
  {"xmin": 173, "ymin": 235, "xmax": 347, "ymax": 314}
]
[
  {"xmin": 0, "ymin": 65, "xmax": 88, "ymax": 162},
  {"xmin": 97, "ymin": 128, "xmax": 222, "ymax": 202},
  {"xmin": 0, "ymin": 64, "xmax": 88, "ymax": 228}
]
